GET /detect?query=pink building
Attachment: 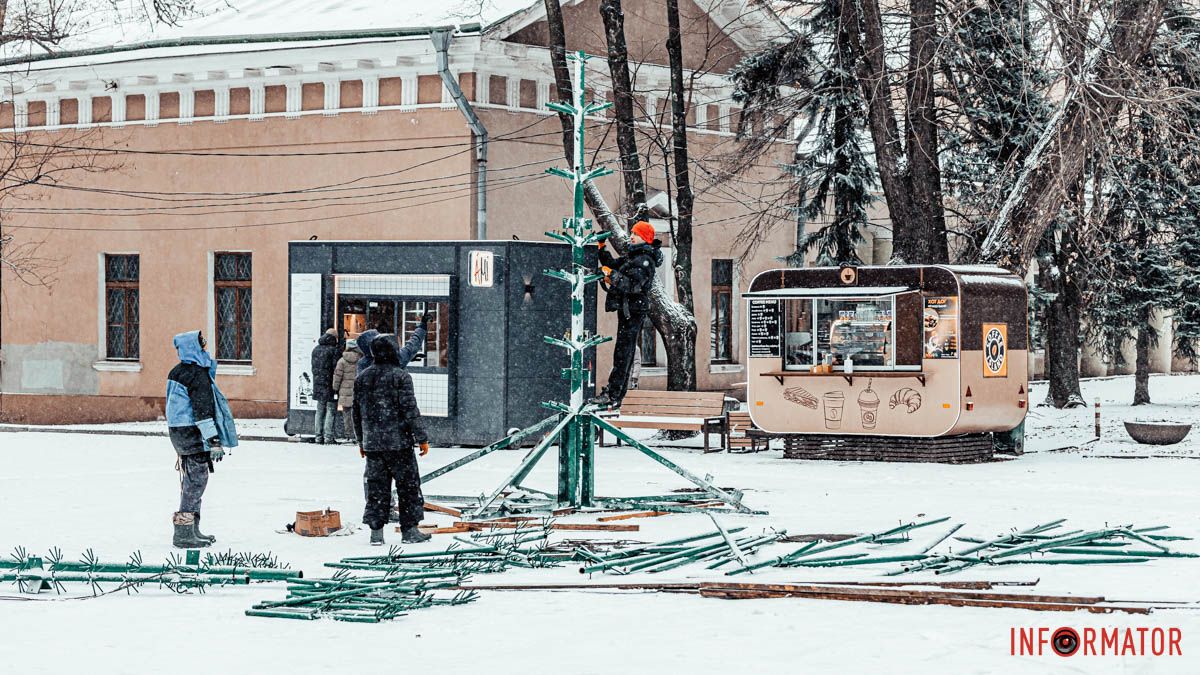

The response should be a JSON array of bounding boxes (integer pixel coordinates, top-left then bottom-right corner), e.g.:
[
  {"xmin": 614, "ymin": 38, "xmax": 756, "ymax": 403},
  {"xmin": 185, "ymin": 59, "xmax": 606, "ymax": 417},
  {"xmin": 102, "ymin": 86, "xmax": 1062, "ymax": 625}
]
[{"xmin": 0, "ymin": 0, "xmax": 796, "ymax": 424}]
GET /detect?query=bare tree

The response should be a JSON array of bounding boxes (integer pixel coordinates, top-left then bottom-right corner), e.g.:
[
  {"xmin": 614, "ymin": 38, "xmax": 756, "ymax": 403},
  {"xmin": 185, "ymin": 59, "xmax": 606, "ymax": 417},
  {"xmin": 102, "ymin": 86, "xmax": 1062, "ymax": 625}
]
[
  {"xmin": 542, "ymin": 0, "xmax": 699, "ymax": 392},
  {"xmin": 0, "ymin": 0, "xmax": 199, "ymax": 286},
  {"xmin": 978, "ymin": 0, "xmax": 1168, "ymax": 275}
]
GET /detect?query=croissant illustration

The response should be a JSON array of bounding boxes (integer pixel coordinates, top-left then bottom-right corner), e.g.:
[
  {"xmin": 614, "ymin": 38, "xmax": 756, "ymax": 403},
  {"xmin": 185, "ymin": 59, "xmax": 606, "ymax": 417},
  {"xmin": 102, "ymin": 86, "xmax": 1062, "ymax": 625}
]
[{"xmin": 889, "ymin": 387, "xmax": 922, "ymax": 413}]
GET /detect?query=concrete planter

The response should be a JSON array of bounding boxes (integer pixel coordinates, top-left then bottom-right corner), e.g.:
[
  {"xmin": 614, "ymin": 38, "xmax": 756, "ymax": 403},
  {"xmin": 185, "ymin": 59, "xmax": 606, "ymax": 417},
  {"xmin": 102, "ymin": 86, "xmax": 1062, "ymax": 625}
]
[{"xmin": 1124, "ymin": 420, "xmax": 1193, "ymax": 445}]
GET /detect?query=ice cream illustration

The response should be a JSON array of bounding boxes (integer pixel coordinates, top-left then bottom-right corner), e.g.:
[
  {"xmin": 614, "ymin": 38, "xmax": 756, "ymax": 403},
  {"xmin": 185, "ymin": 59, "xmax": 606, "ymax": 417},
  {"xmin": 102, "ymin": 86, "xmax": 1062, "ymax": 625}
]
[{"xmin": 858, "ymin": 380, "xmax": 879, "ymax": 430}]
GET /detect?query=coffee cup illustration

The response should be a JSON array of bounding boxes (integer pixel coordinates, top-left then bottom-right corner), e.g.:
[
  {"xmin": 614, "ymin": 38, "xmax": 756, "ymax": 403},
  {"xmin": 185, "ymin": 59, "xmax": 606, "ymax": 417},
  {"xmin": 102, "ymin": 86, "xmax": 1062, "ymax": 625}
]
[
  {"xmin": 858, "ymin": 383, "xmax": 880, "ymax": 430},
  {"xmin": 823, "ymin": 391, "xmax": 845, "ymax": 430}
]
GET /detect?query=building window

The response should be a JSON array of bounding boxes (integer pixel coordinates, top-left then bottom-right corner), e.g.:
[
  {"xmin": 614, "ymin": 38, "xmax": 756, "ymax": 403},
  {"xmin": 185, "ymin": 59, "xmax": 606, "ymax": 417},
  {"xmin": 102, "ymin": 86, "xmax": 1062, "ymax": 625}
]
[
  {"xmin": 104, "ymin": 254, "xmax": 140, "ymax": 360},
  {"xmin": 710, "ymin": 259, "xmax": 734, "ymax": 363},
  {"xmin": 214, "ymin": 253, "xmax": 252, "ymax": 362},
  {"xmin": 639, "ymin": 317, "xmax": 657, "ymax": 366}
]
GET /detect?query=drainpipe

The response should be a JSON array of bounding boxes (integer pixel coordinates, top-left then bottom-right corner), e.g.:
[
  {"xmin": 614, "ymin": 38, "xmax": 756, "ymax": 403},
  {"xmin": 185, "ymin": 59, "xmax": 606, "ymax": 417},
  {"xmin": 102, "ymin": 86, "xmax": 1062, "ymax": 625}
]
[{"xmin": 432, "ymin": 29, "xmax": 487, "ymax": 240}]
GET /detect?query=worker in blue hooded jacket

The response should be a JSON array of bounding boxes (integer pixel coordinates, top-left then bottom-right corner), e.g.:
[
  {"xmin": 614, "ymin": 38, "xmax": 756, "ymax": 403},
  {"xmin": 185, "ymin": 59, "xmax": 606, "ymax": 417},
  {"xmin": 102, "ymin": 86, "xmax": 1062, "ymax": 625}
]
[{"xmin": 166, "ymin": 331, "xmax": 238, "ymax": 548}]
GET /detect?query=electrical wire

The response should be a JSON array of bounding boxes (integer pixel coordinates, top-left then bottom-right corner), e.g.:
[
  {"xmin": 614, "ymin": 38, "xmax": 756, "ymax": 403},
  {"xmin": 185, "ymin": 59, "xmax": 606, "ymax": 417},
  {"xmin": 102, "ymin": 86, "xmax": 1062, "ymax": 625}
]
[{"xmin": 5, "ymin": 173, "xmax": 549, "ymax": 233}]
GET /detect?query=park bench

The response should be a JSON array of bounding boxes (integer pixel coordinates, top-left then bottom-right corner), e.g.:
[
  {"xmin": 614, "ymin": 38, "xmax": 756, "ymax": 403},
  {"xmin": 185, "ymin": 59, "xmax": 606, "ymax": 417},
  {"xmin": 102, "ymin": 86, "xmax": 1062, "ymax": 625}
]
[
  {"xmin": 724, "ymin": 410, "xmax": 770, "ymax": 453},
  {"xmin": 597, "ymin": 390, "xmax": 727, "ymax": 453}
]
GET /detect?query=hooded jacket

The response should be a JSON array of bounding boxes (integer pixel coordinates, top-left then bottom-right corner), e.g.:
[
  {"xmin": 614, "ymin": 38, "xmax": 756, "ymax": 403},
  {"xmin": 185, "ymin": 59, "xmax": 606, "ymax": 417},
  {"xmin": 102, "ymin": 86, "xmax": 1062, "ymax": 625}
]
[
  {"xmin": 356, "ymin": 325, "xmax": 427, "ymax": 375},
  {"xmin": 331, "ymin": 345, "xmax": 362, "ymax": 406},
  {"xmin": 310, "ymin": 332, "xmax": 341, "ymax": 402},
  {"xmin": 599, "ymin": 241, "xmax": 664, "ymax": 315},
  {"xmin": 353, "ymin": 335, "xmax": 429, "ymax": 451},
  {"xmin": 166, "ymin": 331, "xmax": 238, "ymax": 453}
]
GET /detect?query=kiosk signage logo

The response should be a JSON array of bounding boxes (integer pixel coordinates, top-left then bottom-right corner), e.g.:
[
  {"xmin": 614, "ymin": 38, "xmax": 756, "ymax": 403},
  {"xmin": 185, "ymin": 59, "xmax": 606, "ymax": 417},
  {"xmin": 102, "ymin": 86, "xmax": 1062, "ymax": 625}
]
[
  {"xmin": 983, "ymin": 323, "xmax": 1008, "ymax": 377},
  {"xmin": 469, "ymin": 250, "xmax": 494, "ymax": 288}
]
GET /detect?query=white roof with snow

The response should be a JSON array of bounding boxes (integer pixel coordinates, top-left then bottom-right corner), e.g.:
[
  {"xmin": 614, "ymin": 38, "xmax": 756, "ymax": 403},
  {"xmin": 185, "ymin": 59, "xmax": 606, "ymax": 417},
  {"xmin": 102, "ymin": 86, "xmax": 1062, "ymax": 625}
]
[{"xmin": 0, "ymin": 0, "xmax": 538, "ymax": 64}]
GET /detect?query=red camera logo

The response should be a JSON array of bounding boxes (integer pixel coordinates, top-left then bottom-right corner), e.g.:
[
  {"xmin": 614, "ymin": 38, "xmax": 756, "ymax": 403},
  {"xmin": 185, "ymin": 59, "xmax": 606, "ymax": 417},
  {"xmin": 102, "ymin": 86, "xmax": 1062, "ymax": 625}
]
[{"xmin": 1012, "ymin": 626, "xmax": 1182, "ymax": 657}]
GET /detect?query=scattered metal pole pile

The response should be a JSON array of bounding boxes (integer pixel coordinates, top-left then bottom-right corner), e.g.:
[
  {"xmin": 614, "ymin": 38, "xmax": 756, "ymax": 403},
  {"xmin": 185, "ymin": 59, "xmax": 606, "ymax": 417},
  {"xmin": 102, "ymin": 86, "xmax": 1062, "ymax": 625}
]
[
  {"xmin": 578, "ymin": 526, "xmax": 788, "ymax": 575},
  {"xmin": 710, "ymin": 518, "xmax": 1195, "ymax": 576},
  {"xmin": 890, "ymin": 521, "xmax": 1197, "ymax": 576},
  {"xmin": 1, "ymin": 547, "xmax": 299, "ymax": 594},
  {"xmin": 246, "ymin": 570, "xmax": 477, "ymax": 623},
  {"xmin": 246, "ymin": 527, "xmax": 563, "ymax": 622}
]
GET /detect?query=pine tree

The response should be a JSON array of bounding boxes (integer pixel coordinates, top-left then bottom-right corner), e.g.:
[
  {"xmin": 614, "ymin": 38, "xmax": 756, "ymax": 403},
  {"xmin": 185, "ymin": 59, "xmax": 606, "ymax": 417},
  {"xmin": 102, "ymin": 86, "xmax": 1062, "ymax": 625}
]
[
  {"xmin": 941, "ymin": 0, "xmax": 1052, "ymax": 255},
  {"xmin": 730, "ymin": 0, "xmax": 875, "ymax": 266},
  {"xmin": 1088, "ymin": 113, "xmax": 1188, "ymax": 404}
]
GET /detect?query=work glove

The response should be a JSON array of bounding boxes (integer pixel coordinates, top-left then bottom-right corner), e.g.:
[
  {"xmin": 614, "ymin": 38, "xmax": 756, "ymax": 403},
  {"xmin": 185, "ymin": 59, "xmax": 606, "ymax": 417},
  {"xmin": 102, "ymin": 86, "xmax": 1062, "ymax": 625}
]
[
  {"xmin": 421, "ymin": 311, "xmax": 435, "ymax": 328},
  {"xmin": 208, "ymin": 438, "xmax": 224, "ymax": 462},
  {"xmin": 419, "ymin": 442, "xmax": 430, "ymax": 457},
  {"xmin": 601, "ymin": 265, "xmax": 612, "ymax": 279}
]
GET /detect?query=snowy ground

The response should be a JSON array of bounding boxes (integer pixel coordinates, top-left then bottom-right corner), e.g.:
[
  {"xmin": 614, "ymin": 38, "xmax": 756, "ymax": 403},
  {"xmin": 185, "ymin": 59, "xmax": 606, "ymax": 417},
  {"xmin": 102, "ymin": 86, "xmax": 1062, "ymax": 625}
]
[{"xmin": 3, "ymin": 374, "xmax": 1200, "ymax": 674}]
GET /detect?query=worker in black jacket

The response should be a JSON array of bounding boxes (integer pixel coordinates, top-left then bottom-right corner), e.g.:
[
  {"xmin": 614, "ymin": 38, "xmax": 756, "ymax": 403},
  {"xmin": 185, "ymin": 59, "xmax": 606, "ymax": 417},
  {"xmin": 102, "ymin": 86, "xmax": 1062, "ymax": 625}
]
[
  {"xmin": 353, "ymin": 334, "xmax": 432, "ymax": 546},
  {"xmin": 592, "ymin": 220, "xmax": 664, "ymax": 408}
]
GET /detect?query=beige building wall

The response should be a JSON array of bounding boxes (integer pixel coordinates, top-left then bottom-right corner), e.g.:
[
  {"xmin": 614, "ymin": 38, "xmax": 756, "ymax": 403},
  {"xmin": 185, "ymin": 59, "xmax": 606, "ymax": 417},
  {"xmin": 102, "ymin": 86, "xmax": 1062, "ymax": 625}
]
[{"xmin": 0, "ymin": 4, "xmax": 796, "ymax": 422}]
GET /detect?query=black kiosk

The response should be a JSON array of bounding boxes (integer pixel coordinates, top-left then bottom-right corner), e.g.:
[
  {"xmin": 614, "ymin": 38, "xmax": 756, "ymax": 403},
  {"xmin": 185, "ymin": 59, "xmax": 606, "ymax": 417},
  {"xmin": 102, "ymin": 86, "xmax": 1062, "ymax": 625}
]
[{"xmin": 284, "ymin": 240, "xmax": 597, "ymax": 446}]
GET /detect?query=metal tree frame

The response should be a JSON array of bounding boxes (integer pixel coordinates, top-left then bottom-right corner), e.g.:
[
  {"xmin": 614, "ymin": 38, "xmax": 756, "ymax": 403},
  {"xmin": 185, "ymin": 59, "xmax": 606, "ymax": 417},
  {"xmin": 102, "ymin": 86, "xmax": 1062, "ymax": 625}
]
[{"xmin": 420, "ymin": 52, "xmax": 758, "ymax": 520}]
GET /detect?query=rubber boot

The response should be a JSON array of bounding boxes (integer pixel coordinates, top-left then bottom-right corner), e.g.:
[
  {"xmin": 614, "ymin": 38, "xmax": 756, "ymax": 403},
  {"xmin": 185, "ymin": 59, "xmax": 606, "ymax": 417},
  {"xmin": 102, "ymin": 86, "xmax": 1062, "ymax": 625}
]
[
  {"xmin": 401, "ymin": 526, "xmax": 431, "ymax": 544},
  {"xmin": 173, "ymin": 512, "xmax": 211, "ymax": 549},
  {"xmin": 193, "ymin": 513, "xmax": 216, "ymax": 544},
  {"xmin": 370, "ymin": 527, "xmax": 385, "ymax": 546}
]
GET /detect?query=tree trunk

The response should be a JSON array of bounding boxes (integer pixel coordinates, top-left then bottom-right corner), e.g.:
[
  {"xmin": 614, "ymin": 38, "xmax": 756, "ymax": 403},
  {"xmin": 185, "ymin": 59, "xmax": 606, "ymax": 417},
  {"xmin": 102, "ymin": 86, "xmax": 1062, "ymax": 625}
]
[
  {"xmin": 598, "ymin": 0, "xmax": 647, "ymax": 218},
  {"xmin": 663, "ymin": 0, "xmax": 698, "ymax": 392},
  {"xmin": 544, "ymin": 0, "xmax": 575, "ymax": 164},
  {"xmin": 904, "ymin": 0, "xmax": 949, "ymax": 263},
  {"xmin": 979, "ymin": 0, "xmax": 1166, "ymax": 275},
  {"xmin": 665, "ymin": 0, "xmax": 695, "ymax": 318},
  {"xmin": 1133, "ymin": 307, "xmax": 1152, "ymax": 405},
  {"xmin": 840, "ymin": 0, "xmax": 918, "ymax": 261},
  {"xmin": 542, "ymin": 0, "xmax": 697, "ymax": 392},
  {"xmin": 1040, "ymin": 234, "xmax": 1085, "ymax": 408}
]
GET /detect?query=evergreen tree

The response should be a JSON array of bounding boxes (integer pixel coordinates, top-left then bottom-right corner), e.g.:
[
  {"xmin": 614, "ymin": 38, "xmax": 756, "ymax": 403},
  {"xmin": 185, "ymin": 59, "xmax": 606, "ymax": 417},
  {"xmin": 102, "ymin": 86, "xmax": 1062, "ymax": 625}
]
[
  {"xmin": 941, "ymin": 0, "xmax": 1052, "ymax": 256},
  {"xmin": 730, "ymin": 0, "xmax": 875, "ymax": 266}
]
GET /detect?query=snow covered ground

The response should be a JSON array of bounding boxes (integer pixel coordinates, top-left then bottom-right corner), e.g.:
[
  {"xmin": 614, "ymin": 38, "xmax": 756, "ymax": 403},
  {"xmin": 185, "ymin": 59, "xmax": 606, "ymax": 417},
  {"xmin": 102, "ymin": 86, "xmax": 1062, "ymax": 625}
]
[{"xmin": 3, "ymin": 374, "xmax": 1200, "ymax": 674}]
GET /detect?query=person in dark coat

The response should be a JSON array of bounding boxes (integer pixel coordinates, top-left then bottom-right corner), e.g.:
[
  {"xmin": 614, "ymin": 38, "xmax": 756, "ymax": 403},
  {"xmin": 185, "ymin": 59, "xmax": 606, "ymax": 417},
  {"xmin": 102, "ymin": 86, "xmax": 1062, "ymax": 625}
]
[
  {"xmin": 331, "ymin": 339, "xmax": 361, "ymax": 443},
  {"xmin": 592, "ymin": 220, "xmax": 663, "ymax": 408},
  {"xmin": 353, "ymin": 334, "xmax": 432, "ymax": 546},
  {"xmin": 166, "ymin": 330, "xmax": 238, "ymax": 548},
  {"xmin": 310, "ymin": 328, "xmax": 341, "ymax": 443}
]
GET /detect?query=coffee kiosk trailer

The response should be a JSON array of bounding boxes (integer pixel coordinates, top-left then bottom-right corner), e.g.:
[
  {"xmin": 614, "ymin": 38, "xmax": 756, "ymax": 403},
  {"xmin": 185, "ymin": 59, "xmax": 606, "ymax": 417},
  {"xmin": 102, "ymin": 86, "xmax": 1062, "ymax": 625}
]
[
  {"xmin": 744, "ymin": 265, "xmax": 1027, "ymax": 462},
  {"xmin": 284, "ymin": 240, "xmax": 597, "ymax": 446}
]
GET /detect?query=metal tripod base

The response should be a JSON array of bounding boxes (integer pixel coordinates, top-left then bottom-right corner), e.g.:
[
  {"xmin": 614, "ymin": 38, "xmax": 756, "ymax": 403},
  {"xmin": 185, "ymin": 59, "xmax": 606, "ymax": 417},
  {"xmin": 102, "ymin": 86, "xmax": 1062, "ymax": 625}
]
[{"xmin": 420, "ymin": 409, "xmax": 763, "ymax": 521}]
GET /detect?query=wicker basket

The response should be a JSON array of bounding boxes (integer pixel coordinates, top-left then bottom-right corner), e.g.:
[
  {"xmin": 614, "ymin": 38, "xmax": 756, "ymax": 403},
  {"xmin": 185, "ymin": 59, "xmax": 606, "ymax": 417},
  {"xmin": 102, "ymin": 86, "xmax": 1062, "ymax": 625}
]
[{"xmin": 294, "ymin": 509, "xmax": 342, "ymax": 537}]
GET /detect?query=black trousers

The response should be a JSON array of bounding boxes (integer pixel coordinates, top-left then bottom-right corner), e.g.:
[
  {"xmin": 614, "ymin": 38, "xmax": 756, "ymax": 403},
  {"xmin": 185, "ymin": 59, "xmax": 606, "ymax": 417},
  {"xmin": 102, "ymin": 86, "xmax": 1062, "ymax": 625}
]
[
  {"xmin": 605, "ymin": 308, "xmax": 645, "ymax": 402},
  {"xmin": 363, "ymin": 450, "xmax": 424, "ymax": 530}
]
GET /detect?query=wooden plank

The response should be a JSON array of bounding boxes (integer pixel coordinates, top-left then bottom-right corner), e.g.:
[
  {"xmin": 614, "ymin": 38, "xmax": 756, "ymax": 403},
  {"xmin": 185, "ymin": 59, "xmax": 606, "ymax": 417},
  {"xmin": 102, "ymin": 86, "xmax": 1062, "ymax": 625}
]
[
  {"xmin": 414, "ymin": 525, "xmax": 472, "ymax": 535},
  {"xmin": 596, "ymin": 511, "xmax": 671, "ymax": 522},
  {"xmin": 624, "ymin": 390, "xmax": 725, "ymax": 401},
  {"xmin": 697, "ymin": 588, "xmax": 1151, "ymax": 614},
  {"xmin": 424, "ymin": 502, "xmax": 464, "ymax": 518}
]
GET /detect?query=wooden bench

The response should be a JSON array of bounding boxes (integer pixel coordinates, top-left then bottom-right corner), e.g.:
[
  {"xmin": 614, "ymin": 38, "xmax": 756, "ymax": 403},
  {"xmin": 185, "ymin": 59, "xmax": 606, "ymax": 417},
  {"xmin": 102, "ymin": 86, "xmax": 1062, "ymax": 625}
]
[
  {"xmin": 598, "ymin": 390, "xmax": 727, "ymax": 452},
  {"xmin": 725, "ymin": 411, "xmax": 770, "ymax": 453}
]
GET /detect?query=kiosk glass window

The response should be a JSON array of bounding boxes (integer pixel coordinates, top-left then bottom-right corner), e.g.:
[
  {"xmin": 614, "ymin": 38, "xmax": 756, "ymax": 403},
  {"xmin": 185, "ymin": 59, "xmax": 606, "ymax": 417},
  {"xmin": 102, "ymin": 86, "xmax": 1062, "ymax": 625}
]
[
  {"xmin": 783, "ymin": 299, "xmax": 814, "ymax": 369},
  {"xmin": 817, "ymin": 298, "xmax": 893, "ymax": 368},
  {"xmin": 398, "ymin": 301, "xmax": 450, "ymax": 369}
]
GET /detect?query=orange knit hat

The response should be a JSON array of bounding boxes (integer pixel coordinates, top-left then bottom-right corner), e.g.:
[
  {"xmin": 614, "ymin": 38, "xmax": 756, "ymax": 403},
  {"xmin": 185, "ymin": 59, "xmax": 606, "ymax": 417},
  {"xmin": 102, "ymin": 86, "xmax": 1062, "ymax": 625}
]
[{"xmin": 631, "ymin": 221, "xmax": 655, "ymax": 243}]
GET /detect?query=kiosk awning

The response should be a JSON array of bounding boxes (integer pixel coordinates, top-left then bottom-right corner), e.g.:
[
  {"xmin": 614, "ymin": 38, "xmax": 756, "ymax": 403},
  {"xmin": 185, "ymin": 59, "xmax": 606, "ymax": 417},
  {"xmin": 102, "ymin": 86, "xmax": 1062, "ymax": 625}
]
[{"xmin": 742, "ymin": 286, "xmax": 914, "ymax": 298}]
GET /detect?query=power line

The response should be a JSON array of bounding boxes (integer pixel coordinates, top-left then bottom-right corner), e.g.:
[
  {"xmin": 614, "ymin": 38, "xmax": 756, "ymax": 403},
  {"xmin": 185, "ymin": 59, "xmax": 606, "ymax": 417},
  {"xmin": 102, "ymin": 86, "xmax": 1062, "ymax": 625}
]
[
  {"xmin": 4, "ymin": 171, "xmax": 547, "ymax": 217},
  {"xmin": 5, "ymin": 174, "xmax": 548, "ymax": 233}
]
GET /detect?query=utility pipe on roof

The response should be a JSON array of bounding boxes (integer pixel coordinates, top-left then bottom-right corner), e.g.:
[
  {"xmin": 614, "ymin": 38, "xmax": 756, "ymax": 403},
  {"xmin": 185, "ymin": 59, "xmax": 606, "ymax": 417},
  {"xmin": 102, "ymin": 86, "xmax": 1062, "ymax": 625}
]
[{"xmin": 431, "ymin": 29, "xmax": 487, "ymax": 240}]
